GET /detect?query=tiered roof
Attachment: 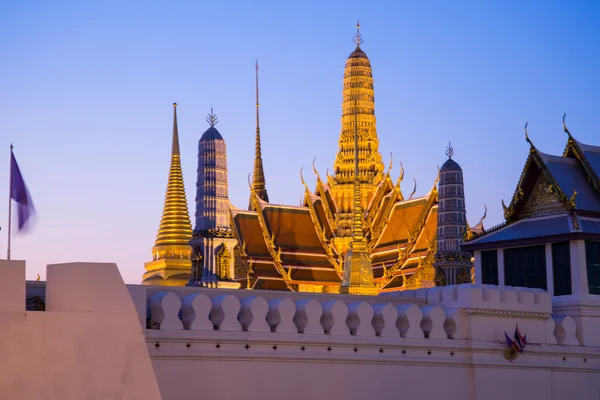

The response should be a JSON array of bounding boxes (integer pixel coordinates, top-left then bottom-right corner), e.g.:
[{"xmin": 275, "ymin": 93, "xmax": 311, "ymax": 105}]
[{"xmin": 231, "ymin": 167, "xmax": 441, "ymax": 291}]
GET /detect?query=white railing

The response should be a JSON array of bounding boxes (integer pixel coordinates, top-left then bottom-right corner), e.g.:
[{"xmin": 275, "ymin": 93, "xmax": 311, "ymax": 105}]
[{"xmin": 137, "ymin": 284, "xmax": 582, "ymax": 346}]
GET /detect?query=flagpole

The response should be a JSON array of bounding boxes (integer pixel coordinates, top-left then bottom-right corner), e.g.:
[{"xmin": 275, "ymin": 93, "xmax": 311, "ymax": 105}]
[{"xmin": 7, "ymin": 144, "xmax": 12, "ymax": 260}]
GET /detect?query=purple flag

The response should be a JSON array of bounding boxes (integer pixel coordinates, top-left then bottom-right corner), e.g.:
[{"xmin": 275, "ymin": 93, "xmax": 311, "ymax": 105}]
[{"xmin": 10, "ymin": 150, "xmax": 36, "ymax": 232}]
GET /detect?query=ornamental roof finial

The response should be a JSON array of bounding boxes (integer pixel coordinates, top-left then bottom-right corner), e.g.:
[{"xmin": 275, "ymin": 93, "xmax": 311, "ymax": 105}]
[
  {"xmin": 171, "ymin": 102, "xmax": 180, "ymax": 156},
  {"xmin": 563, "ymin": 113, "xmax": 572, "ymax": 136},
  {"xmin": 206, "ymin": 106, "xmax": 218, "ymax": 127},
  {"xmin": 353, "ymin": 19, "xmax": 363, "ymax": 47},
  {"xmin": 445, "ymin": 142, "xmax": 454, "ymax": 159},
  {"xmin": 524, "ymin": 122, "xmax": 532, "ymax": 145}
]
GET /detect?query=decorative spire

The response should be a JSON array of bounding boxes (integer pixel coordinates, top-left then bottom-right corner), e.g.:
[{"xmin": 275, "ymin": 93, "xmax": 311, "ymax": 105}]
[
  {"xmin": 340, "ymin": 100, "xmax": 377, "ymax": 295},
  {"xmin": 172, "ymin": 103, "xmax": 180, "ymax": 156},
  {"xmin": 353, "ymin": 19, "xmax": 363, "ymax": 48},
  {"xmin": 249, "ymin": 60, "xmax": 269, "ymax": 207},
  {"xmin": 206, "ymin": 107, "xmax": 218, "ymax": 127},
  {"xmin": 143, "ymin": 103, "xmax": 193, "ymax": 285},
  {"xmin": 154, "ymin": 103, "xmax": 192, "ymax": 248},
  {"xmin": 445, "ymin": 142, "xmax": 454, "ymax": 159}
]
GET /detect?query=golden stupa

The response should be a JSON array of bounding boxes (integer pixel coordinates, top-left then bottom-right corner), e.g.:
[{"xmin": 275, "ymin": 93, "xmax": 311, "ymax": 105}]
[{"xmin": 143, "ymin": 103, "xmax": 194, "ymax": 286}]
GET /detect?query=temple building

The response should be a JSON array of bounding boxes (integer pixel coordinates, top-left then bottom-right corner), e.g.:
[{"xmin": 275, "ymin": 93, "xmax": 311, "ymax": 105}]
[
  {"xmin": 144, "ymin": 24, "xmax": 485, "ymax": 293},
  {"xmin": 188, "ymin": 109, "xmax": 239, "ymax": 288},
  {"xmin": 143, "ymin": 104, "xmax": 194, "ymax": 286},
  {"xmin": 463, "ymin": 116, "xmax": 600, "ymax": 298},
  {"xmin": 228, "ymin": 24, "xmax": 483, "ymax": 293}
]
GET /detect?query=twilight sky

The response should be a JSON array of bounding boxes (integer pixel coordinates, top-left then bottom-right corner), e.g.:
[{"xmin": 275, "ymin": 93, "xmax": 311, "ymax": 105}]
[{"xmin": 1, "ymin": 1, "xmax": 599, "ymax": 283}]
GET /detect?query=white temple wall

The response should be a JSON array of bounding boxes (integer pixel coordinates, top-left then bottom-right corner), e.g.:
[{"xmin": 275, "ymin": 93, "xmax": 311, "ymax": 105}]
[
  {"xmin": 152, "ymin": 361, "xmax": 474, "ymax": 400},
  {"xmin": 142, "ymin": 283, "xmax": 600, "ymax": 400},
  {"xmin": 0, "ymin": 260, "xmax": 161, "ymax": 400},
  {"xmin": 7, "ymin": 261, "xmax": 600, "ymax": 400}
]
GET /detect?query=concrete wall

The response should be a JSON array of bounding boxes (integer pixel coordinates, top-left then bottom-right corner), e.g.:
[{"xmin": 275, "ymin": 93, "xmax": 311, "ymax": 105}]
[{"xmin": 0, "ymin": 260, "xmax": 161, "ymax": 400}]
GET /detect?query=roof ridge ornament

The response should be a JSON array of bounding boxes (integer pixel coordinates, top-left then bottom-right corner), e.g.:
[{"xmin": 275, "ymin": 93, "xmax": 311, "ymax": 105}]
[
  {"xmin": 563, "ymin": 113, "xmax": 572, "ymax": 136},
  {"xmin": 445, "ymin": 142, "xmax": 454, "ymax": 159},
  {"xmin": 524, "ymin": 122, "xmax": 533, "ymax": 146},
  {"xmin": 206, "ymin": 107, "xmax": 218, "ymax": 127},
  {"xmin": 409, "ymin": 177, "xmax": 417, "ymax": 199},
  {"xmin": 353, "ymin": 19, "xmax": 363, "ymax": 47},
  {"xmin": 570, "ymin": 187, "xmax": 577, "ymax": 208}
]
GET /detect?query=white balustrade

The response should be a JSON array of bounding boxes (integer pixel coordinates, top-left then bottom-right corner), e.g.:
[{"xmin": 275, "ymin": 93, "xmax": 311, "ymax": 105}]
[
  {"xmin": 267, "ymin": 297, "xmax": 297, "ymax": 333},
  {"xmin": 321, "ymin": 300, "xmax": 350, "ymax": 336},
  {"xmin": 420, "ymin": 306, "xmax": 447, "ymax": 339},
  {"xmin": 372, "ymin": 303, "xmax": 399, "ymax": 337},
  {"xmin": 347, "ymin": 301, "xmax": 375, "ymax": 336},
  {"xmin": 294, "ymin": 299, "xmax": 323, "ymax": 334},
  {"xmin": 239, "ymin": 296, "xmax": 270, "ymax": 333},
  {"xmin": 141, "ymin": 284, "xmax": 586, "ymax": 348},
  {"xmin": 149, "ymin": 292, "xmax": 182, "ymax": 330},
  {"xmin": 181, "ymin": 293, "xmax": 212, "ymax": 330},
  {"xmin": 210, "ymin": 295, "xmax": 241, "ymax": 331},
  {"xmin": 396, "ymin": 304, "xmax": 422, "ymax": 339}
]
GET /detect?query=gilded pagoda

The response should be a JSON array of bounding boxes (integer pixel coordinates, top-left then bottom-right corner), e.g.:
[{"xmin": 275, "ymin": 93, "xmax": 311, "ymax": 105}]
[
  {"xmin": 143, "ymin": 23, "xmax": 484, "ymax": 292},
  {"xmin": 228, "ymin": 24, "xmax": 482, "ymax": 293}
]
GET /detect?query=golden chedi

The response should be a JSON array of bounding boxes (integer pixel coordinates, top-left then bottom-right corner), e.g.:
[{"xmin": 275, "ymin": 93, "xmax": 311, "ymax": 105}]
[{"xmin": 143, "ymin": 103, "xmax": 193, "ymax": 286}]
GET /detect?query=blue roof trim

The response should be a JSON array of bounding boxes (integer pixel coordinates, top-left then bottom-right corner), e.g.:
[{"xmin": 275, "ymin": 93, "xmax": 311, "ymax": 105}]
[
  {"xmin": 544, "ymin": 158, "xmax": 600, "ymax": 212},
  {"xmin": 580, "ymin": 219, "xmax": 600, "ymax": 235},
  {"xmin": 465, "ymin": 215, "xmax": 572, "ymax": 245}
]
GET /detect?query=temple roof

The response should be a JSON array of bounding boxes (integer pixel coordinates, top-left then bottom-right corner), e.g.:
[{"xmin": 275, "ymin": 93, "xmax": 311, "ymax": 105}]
[
  {"xmin": 465, "ymin": 214, "xmax": 572, "ymax": 246},
  {"xmin": 440, "ymin": 158, "xmax": 462, "ymax": 172},
  {"xmin": 348, "ymin": 47, "xmax": 368, "ymax": 59},
  {"xmin": 463, "ymin": 121, "xmax": 600, "ymax": 250},
  {"xmin": 539, "ymin": 150, "xmax": 600, "ymax": 212},
  {"xmin": 200, "ymin": 126, "xmax": 223, "ymax": 141}
]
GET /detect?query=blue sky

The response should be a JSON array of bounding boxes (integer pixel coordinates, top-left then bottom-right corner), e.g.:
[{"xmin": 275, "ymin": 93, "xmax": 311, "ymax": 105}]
[{"xmin": 1, "ymin": 1, "xmax": 599, "ymax": 283}]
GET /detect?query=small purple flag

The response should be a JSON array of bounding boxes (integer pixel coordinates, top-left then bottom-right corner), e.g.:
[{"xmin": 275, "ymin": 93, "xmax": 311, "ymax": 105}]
[{"xmin": 10, "ymin": 150, "xmax": 36, "ymax": 232}]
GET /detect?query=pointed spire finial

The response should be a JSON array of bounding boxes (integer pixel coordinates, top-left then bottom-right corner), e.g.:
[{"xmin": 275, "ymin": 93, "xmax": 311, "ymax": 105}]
[
  {"xmin": 445, "ymin": 142, "xmax": 454, "ymax": 159},
  {"xmin": 563, "ymin": 113, "xmax": 571, "ymax": 136},
  {"xmin": 249, "ymin": 60, "xmax": 269, "ymax": 207},
  {"xmin": 353, "ymin": 19, "xmax": 363, "ymax": 47},
  {"xmin": 206, "ymin": 107, "xmax": 218, "ymax": 127},
  {"xmin": 172, "ymin": 102, "xmax": 180, "ymax": 156}
]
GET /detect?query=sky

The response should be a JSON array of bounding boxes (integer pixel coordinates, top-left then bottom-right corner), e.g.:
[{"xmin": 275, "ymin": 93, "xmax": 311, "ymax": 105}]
[{"xmin": 1, "ymin": 1, "xmax": 599, "ymax": 283}]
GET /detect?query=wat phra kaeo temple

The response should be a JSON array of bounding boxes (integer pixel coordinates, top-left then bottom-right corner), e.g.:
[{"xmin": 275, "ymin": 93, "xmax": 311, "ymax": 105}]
[{"xmin": 142, "ymin": 24, "xmax": 485, "ymax": 293}]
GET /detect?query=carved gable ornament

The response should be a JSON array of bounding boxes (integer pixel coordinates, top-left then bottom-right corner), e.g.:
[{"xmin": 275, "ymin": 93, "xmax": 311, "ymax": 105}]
[{"xmin": 522, "ymin": 175, "xmax": 563, "ymax": 217}]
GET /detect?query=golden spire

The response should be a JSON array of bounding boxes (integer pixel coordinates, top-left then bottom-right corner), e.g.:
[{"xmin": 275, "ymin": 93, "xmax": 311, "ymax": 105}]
[
  {"xmin": 249, "ymin": 60, "xmax": 269, "ymax": 208},
  {"xmin": 143, "ymin": 103, "xmax": 193, "ymax": 286},
  {"xmin": 353, "ymin": 19, "xmax": 363, "ymax": 48},
  {"xmin": 340, "ymin": 100, "xmax": 377, "ymax": 296},
  {"xmin": 330, "ymin": 21, "xmax": 384, "ymax": 237}
]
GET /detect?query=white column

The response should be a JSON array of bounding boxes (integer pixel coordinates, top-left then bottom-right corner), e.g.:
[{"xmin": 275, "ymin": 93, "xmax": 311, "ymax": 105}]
[
  {"xmin": 498, "ymin": 248, "xmax": 505, "ymax": 286},
  {"xmin": 545, "ymin": 243, "xmax": 553, "ymax": 296},
  {"xmin": 473, "ymin": 250, "xmax": 482, "ymax": 284},
  {"xmin": 570, "ymin": 240, "xmax": 589, "ymax": 299}
]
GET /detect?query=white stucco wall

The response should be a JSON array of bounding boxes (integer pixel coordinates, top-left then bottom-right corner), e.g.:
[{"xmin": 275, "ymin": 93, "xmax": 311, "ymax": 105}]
[
  {"xmin": 140, "ymin": 283, "xmax": 600, "ymax": 400},
  {"xmin": 0, "ymin": 260, "xmax": 161, "ymax": 400}
]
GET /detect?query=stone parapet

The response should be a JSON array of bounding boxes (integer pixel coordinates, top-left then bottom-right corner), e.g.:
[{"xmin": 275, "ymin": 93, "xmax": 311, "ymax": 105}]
[{"xmin": 142, "ymin": 284, "xmax": 574, "ymax": 347}]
